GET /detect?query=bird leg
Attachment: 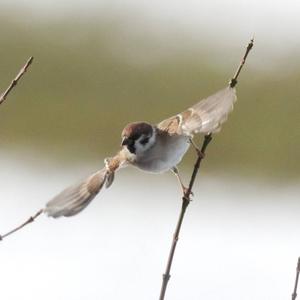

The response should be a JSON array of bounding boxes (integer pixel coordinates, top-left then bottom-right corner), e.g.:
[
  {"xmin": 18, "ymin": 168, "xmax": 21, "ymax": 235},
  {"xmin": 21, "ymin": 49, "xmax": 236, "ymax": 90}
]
[
  {"xmin": 171, "ymin": 167, "xmax": 193, "ymax": 197},
  {"xmin": 189, "ymin": 138, "xmax": 205, "ymax": 158}
]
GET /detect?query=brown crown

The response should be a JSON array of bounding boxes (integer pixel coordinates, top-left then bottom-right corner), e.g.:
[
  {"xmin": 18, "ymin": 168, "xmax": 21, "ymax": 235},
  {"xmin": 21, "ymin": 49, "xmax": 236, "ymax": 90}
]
[{"xmin": 121, "ymin": 122, "xmax": 153, "ymax": 140}]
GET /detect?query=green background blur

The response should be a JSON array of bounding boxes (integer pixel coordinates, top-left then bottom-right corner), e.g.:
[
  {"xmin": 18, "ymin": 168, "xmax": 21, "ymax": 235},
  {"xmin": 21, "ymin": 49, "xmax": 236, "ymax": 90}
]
[
  {"xmin": 0, "ymin": 3, "xmax": 299, "ymax": 179},
  {"xmin": 0, "ymin": 3, "xmax": 300, "ymax": 300}
]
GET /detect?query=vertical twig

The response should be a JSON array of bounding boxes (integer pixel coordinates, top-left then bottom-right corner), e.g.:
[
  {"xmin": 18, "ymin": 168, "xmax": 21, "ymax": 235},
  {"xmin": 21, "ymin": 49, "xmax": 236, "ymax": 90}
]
[
  {"xmin": 0, "ymin": 209, "xmax": 43, "ymax": 241},
  {"xmin": 158, "ymin": 38, "xmax": 254, "ymax": 300},
  {"xmin": 0, "ymin": 56, "xmax": 34, "ymax": 105},
  {"xmin": 292, "ymin": 257, "xmax": 300, "ymax": 300},
  {"xmin": 159, "ymin": 134, "xmax": 212, "ymax": 300}
]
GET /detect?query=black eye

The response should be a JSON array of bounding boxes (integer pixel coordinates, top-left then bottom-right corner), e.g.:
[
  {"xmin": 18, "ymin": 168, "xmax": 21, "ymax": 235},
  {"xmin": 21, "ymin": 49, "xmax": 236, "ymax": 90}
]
[{"xmin": 140, "ymin": 137, "xmax": 149, "ymax": 145}]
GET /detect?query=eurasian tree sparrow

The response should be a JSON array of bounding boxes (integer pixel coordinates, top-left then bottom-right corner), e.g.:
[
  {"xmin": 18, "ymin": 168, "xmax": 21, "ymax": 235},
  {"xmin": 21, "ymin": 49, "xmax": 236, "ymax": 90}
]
[{"xmin": 45, "ymin": 86, "xmax": 237, "ymax": 218}]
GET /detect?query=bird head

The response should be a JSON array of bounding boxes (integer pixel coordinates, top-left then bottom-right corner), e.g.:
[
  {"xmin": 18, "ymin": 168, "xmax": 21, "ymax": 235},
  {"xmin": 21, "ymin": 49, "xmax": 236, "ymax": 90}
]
[{"xmin": 121, "ymin": 122, "xmax": 156, "ymax": 155}]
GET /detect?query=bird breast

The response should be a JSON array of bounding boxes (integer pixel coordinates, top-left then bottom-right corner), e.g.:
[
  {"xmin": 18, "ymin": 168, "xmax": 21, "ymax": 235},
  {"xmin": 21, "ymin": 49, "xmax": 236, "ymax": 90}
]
[{"xmin": 133, "ymin": 133, "xmax": 190, "ymax": 173}]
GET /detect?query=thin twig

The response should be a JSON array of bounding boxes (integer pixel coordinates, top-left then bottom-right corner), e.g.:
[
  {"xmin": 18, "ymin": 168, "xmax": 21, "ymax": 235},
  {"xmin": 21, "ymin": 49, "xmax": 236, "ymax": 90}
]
[
  {"xmin": 0, "ymin": 209, "xmax": 43, "ymax": 241},
  {"xmin": 229, "ymin": 37, "xmax": 254, "ymax": 88},
  {"xmin": 0, "ymin": 56, "xmax": 34, "ymax": 105},
  {"xmin": 159, "ymin": 134, "xmax": 212, "ymax": 300},
  {"xmin": 158, "ymin": 38, "xmax": 254, "ymax": 300},
  {"xmin": 0, "ymin": 56, "xmax": 37, "ymax": 242},
  {"xmin": 292, "ymin": 257, "xmax": 300, "ymax": 300}
]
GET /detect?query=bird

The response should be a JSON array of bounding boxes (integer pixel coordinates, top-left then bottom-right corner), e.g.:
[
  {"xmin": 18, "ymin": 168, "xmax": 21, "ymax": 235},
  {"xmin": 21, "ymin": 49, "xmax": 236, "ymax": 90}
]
[{"xmin": 45, "ymin": 86, "xmax": 237, "ymax": 218}]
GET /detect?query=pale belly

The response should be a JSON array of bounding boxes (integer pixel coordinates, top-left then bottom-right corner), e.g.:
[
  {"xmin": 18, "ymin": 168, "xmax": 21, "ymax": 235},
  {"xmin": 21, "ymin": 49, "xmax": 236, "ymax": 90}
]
[{"xmin": 133, "ymin": 135, "xmax": 190, "ymax": 173}]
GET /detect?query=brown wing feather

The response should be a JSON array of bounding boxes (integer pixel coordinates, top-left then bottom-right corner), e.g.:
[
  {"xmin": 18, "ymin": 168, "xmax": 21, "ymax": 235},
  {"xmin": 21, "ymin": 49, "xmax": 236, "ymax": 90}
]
[
  {"xmin": 45, "ymin": 169, "xmax": 108, "ymax": 218},
  {"xmin": 45, "ymin": 151, "xmax": 127, "ymax": 218},
  {"xmin": 157, "ymin": 86, "xmax": 237, "ymax": 136},
  {"xmin": 157, "ymin": 115, "xmax": 181, "ymax": 135}
]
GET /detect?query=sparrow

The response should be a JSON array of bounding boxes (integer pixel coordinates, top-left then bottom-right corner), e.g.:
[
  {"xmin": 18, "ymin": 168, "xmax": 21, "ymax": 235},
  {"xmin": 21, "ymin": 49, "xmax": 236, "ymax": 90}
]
[{"xmin": 45, "ymin": 86, "xmax": 237, "ymax": 218}]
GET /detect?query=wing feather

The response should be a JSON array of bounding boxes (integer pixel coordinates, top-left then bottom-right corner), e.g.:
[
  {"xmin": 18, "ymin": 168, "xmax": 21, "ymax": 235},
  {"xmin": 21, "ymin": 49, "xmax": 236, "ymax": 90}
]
[
  {"xmin": 157, "ymin": 86, "xmax": 237, "ymax": 136},
  {"xmin": 45, "ymin": 169, "xmax": 109, "ymax": 218},
  {"xmin": 45, "ymin": 151, "xmax": 127, "ymax": 218}
]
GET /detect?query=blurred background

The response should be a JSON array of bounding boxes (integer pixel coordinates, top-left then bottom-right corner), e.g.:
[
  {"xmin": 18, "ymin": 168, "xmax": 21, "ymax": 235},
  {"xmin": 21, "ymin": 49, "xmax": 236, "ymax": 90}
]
[{"xmin": 0, "ymin": 0, "xmax": 299, "ymax": 299}]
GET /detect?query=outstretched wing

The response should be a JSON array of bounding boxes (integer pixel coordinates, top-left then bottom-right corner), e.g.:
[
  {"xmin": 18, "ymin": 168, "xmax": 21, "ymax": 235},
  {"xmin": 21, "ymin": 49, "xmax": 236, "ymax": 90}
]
[
  {"xmin": 45, "ymin": 168, "xmax": 110, "ymax": 218},
  {"xmin": 157, "ymin": 86, "xmax": 237, "ymax": 136},
  {"xmin": 45, "ymin": 151, "xmax": 128, "ymax": 218}
]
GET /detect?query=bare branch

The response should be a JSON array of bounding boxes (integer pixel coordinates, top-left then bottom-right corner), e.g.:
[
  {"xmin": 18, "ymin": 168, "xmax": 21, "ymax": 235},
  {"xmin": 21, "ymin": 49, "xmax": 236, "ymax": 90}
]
[
  {"xmin": 0, "ymin": 56, "xmax": 38, "ymax": 241},
  {"xmin": 229, "ymin": 37, "xmax": 254, "ymax": 88},
  {"xmin": 159, "ymin": 134, "xmax": 212, "ymax": 300},
  {"xmin": 0, "ymin": 56, "xmax": 34, "ymax": 105},
  {"xmin": 158, "ymin": 38, "xmax": 254, "ymax": 300},
  {"xmin": 0, "ymin": 209, "xmax": 43, "ymax": 241},
  {"xmin": 292, "ymin": 257, "xmax": 300, "ymax": 300}
]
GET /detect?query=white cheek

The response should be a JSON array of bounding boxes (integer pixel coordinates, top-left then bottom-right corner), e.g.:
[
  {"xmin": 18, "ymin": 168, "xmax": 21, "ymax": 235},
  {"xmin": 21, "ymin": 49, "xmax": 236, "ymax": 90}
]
[
  {"xmin": 143, "ymin": 135, "xmax": 155, "ymax": 151},
  {"xmin": 135, "ymin": 134, "xmax": 156, "ymax": 155},
  {"xmin": 134, "ymin": 142, "xmax": 148, "ymax": 156},
  {"xmin": 147, "ymin": 132, "xmax": 156, "ymax": 146}
]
